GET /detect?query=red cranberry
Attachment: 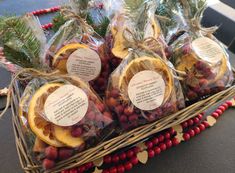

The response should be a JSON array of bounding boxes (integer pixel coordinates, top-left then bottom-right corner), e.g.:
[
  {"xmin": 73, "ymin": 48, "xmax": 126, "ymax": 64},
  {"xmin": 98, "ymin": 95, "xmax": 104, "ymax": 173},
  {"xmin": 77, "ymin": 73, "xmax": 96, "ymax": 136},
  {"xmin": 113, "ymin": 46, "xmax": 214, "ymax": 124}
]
[
  {"xmin": 104, "ymin": 155, "xmax": 112, "ymax": 163},
  {"xmin": 188, "ymin": 129, "xmax": 195, "ymax": 137},
  {"xmin": 187, "ymin": 90, "xmax": 198, "ymax": 100},
  {"xmin": 119, "ymin": 152, "xmax": 127, "ymax": 160},
  {"xmin": 154, "ymin": 146, "xmax": 161, "ymax": 155},
  {"xmin": 169, "ymin": 128, "xmax": 176, "ymax": 135},
  {"xmin": 69, "ymin": 168, "xmax": 78, "ymax": 173},
  {"xmin": 42, "ymin": 159, "xmax": 55, "ymax": 170},
  {"xmin": 115, "ymin": 105, "xmax": 124, "ymax": 114},
  {"xmin": 166, "ymin": 139, "xmax": 172, "ymax": 148},
  {"xmin": 222, "ymin": 103, "xmax": 229, "ymax": 109},
  {"xmin": 110, "ymin": 89, "xmax": 119, "ymax": 98},
  {"xmin": 102, "ymin": 170, "xmax": 110, "ymax": 173},
  {"xmin": 193, "ymin": 127, "xmax": 201, "ymax": 134},
  {"xmin": 112, "ymin": 155, "xmax": 120, "ymax": 163},
  {"xmin": 127, "ymin": 150, "xmax": 134, "ymax": 158},
  {"xmin": 148, "ymin": 149, "xmax": 155, "ymax": 158},
  {"xmin": 226, "ymin": 101, "xmax": 233, "ymax": 107},
  {"xmin": 124, "ymin": 162, "xmax": 133, "ymax": 171},
  {"xmin": 159, "ymin": 143, "xmax": 167, "ymax": 151},
  {"xmin": 71, "ymin": 127, "xmax": 83, "ymax": 138},
  {"xmin": 131, "ymin": 156, "xmax": 139, "ymax": 165},
  {"xmin": 87, "ymin": 111, "xmax": 96, "ymax": 120},
  {"xmin": 199, "ymin": 79, "xmax": 209, "ymax": 87},
  {"xmin": 198, "ymin": 124, "xmax": 206, "ymax": 131},
  {"xmin": 133, "ymin": 147, "xmax": 140, "ymax": 154},
  {"xmin": 120, "ymin": 115, "xmax": 128, "ymax": 123},
  {"xmin": 183, "ymin": 133, "xmax": 190, "ymax": 141},
  {"xmin": 145, "ymin": 141, "xmax": 153, "ymax": 149},
  {"xmin": 45, "ymin": 146, "xmax": 58, "ymax": 160},
  {"xmin": 164, "ymin": 132, "xmax": 171, "ymax": 139},
  {"xmin": 85, "ymin": 162, "xmax": 93, "ymax": 169},
  {"xmin": 117, "ymin": 165, "xmax": 125, "ymax": 173},
  {"xmin": 109, "ymin": 167, "xmax": 117, "ymax": 173},
  {"xmin": 128, "ymin": 114, "xmax": 138, "ymax": 122},
  {"xmin": 58, "ymin": 148, "xmax": 73, "ymax": 160},
  {"xmin": 124, "ymin": 107, "xmax": 134, "ymax": 115}
]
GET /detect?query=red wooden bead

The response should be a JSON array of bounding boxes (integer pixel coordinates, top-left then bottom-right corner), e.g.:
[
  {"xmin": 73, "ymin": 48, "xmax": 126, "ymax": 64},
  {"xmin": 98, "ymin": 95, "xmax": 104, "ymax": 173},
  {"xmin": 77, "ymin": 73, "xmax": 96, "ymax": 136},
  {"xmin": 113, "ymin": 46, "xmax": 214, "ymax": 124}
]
[
  {"xmin": 212, "ymin": 112, "xmax": 219, "ymax": 119},
  {"xmin": 181, "ymin": 121, "xmax": 188, "ymax": 128},
  {"xmin": 193, "ymin": 117, "xmax": 200, "ymax": 124},
  {"xmin": 172, "ymin": 138, "xmax": 180, "ymax": 146},
  {"xmin": 148, "ymin": 149, "xmax": 155, "ymax": 158},
  {"xmin": 158, "ymin": 134, "xmax": 164, "ymax": 142},
  {"xmin": 119, "ymin": 152, "xmax": 127, "ymax": 160},
  {"xmin": 183, "ymin": 133, "xmax": 190, "ymax": 141},
  {"xmin": 159, "ymin": 143, "xmax": 167, "ymax": 151},
  {"xmin": 202, "ymin": 121, "xmax": 210, "ymax": 128},
  {"xmin": 104, "ymin": 156, "xmax": 112, "ymax": 163},
  {"xmin": 154, "ymin": 146, "xmax": 161, "ymax": 155},
  {"xmin": 164, "ymin": 132, "xmax": 171, "ymax": 139},
  {"xmin": 218, "ymin": 106, "xmax": 226, "ymax": 112},
  {"xmin": 109, "ymin": 167, "xmax": 117, "ymax": 173},
  {"xmin": 124, "ymin": 162, "xmax": 133, "ymax": 171},
  {"xmin": 166, "ymin": 139, "xmax": 172, "ymax": 148},
  {"xmin": 133, "ymin": 147, "xmax": 140, "ymax": 154},
  {"xmin": 145, "ymin": 141, "xmax": 153, "ymax": 149},
  {"xmin": 112, "ymin": 155, "xmax": 120, "ymax": 163},
  {"xmin": 78, "ymin": 165, "xmax": 86, "ymax": 172},
  {"xmin": 102, "ymin": 170, "xmax": 110, "ymax": 173},
  {"xmin": 215, "ymin": 109, "xmax": 222, "ymax": 115},
  {"xmin": 169, "ymin": 128, "xmax": 176, "ymax": 135},
  {"xmin": 117, "ymin": 165, "xmax": 125, "ymax": 173},
  {"xmin": 226, "ymin": 101, "xmax": 233, "ymax": 107},
  {"xmin": 222, "ymin": 103, "xmax": 229, "ymax": 109},
  {"xmin": 187, "ymin": 119, "xmax": 194, "ymax": 126},
  {"xmin": 152, "ymin": 137, "xmax": 159, "ymax": 145},
  {"xmin": 131, "ymin": 156, "xmax": 139, "ymax": 165},
  {"xmin": 188, "ymin": 129, "xmax": 195, "ymax": 137},
  {"xmin": 197, "ymin": 114, "xmax": 203, "ymax": 120},
  {"xmin": 85, "ymin": 162, "xmax": 93, "ymax": 169},
  {"xmin": 198, "ymin": 124, "xmax": 206, "ymax": 131},
  {"xmin": 127, "ymin": 150, "xmax": 134, "ymax": 158},
  {"xmin": 193, "ymin": 127, "xmax": 201, "ymax": 135},
  {"xmin": 69, "ymin": 169, "xmax": 78, "ymax": 173}
]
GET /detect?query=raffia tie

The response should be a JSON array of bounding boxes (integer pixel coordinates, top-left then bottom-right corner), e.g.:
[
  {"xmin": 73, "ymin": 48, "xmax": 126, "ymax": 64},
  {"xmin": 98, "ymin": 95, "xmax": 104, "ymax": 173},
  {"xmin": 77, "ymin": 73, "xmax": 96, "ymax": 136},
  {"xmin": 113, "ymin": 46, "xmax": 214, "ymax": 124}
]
[
  {"xmin": 180, "ymin": 0, "xmax": 218, "ymax": 36},
  {"xmin": 0, "ymin": 68, "xmax": 85, "ymax": 118},
  {"xmin": 60, "ymin": 8, "xmax": 94, "ymax": 34},
  {"xmin": 122, "ymin": 28, "xmax": 186, "ymax": 79}
]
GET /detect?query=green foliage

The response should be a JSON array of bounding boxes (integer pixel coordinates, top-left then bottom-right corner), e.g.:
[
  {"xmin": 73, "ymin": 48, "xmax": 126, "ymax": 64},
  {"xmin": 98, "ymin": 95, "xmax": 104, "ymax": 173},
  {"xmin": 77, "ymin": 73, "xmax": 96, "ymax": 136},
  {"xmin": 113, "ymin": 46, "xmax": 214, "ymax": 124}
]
[
  {"xmin": 0, "ymin": 16, "xmax": 42, "ymax": 68},
  {"xmin": 52, "ymin": 12, "xmax": 67, "ymax": 33}
]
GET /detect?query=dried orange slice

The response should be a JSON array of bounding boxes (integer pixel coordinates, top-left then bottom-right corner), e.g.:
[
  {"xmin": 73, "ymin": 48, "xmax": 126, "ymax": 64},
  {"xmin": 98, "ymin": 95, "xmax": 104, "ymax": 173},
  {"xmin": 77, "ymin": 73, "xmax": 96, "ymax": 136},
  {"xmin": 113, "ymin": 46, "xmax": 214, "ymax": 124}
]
[
  {"xmin": 28, "ymin": 83, "xmax": 64, "ymax": 147},
  {"xmin": 118, "ymin": 56, "xmax": 173, "ymax": 102},
  {"xmin": 53, "ymin": 43, "xmax": 88, "ymax": 72},
  {"xmin": 54, "ymin": 126, "xmax": 84, "ymax": 148}
]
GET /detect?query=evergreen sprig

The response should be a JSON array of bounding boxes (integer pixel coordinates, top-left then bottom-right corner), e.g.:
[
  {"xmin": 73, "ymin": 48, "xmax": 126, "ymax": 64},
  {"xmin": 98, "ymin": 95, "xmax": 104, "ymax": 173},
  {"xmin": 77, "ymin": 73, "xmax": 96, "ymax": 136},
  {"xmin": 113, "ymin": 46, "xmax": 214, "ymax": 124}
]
[{"xmin": 0, "ymin": 16, "xmax": 42, "ymax": 68}]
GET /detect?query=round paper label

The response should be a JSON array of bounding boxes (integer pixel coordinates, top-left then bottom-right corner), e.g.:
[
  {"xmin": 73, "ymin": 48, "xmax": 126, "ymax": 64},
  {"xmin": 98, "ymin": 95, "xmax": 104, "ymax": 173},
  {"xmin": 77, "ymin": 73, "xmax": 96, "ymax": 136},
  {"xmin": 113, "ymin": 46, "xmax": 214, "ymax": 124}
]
[
  {"xmin": 66, "ymin": 48, "xmax": 102, "ymax": 82},
  {"xmin": 128, "ymin": 70, "xmax": 166, "ymax": 111},
  {"xmin": 192, "ymin": 37, "xmax": 224, "ymax": 64},
  {"xmin": 44, "ymin": 85, "xmax": 88, "ymax": 127}
]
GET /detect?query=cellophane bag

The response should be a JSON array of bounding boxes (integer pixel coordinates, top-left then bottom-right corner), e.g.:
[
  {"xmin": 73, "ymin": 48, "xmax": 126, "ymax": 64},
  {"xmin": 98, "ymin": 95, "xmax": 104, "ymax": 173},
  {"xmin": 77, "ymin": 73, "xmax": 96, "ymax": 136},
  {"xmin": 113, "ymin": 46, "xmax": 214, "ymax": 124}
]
[
  {"xmin": 18, "ymin": 74, "xmax": 114, "ymax": 170},
  {"xmin": 45, "ymin": 0, "xmax": 111, "ymax": 96},
  {"xmin": 105, "ymin": 0, "xmax": 185, "ymax": 131},
  {"xmin": 159, "ymin": 0, "xmax": 234, "ymax": 102},
  {"xmin": 104, "ymin": 0, "xmax": 167, "ymax": 71},
  {"xmin": 0, "ymin": 14, "xmax": 47, "ymax": 72}
]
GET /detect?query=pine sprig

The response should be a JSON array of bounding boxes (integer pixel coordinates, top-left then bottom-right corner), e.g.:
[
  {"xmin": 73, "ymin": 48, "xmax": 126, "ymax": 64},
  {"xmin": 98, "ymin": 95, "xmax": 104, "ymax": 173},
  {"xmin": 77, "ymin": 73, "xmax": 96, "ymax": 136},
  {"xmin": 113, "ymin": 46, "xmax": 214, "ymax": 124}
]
[{"xmin": 0, "ymin": 16, "xmax": 42, "ymax": 68}]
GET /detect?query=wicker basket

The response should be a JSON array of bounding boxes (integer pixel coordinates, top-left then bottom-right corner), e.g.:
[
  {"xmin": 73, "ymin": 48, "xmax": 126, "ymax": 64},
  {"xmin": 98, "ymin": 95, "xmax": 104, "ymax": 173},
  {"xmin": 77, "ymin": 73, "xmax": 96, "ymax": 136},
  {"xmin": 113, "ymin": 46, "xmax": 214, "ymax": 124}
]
[{"xmin": 11, "ymin": 74, "xmax": 235, "ymax": 173}]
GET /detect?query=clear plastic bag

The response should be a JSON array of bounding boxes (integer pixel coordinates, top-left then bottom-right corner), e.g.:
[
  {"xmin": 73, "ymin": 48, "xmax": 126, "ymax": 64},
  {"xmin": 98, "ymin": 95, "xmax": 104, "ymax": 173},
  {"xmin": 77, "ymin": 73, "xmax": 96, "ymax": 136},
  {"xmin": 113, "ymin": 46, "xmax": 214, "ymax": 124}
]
[
  {"xmin": 45, "ymin": 0, "xmax": 111, "ymax": 96},
  {"xmin": 163, "ymin": 0, "xmax": 234, "ymax": 102},
  {"xmin": 18, "ymin": 74, "xmax": 114, "ymax": 170},
  {"xmin": 105, "ymin": 0, "xmax": 185, "ymax": 131},
  {"xmin": 0, "ymin": 14, "xmax": 47, "ymax": 72},
  {"xmin": 105, "ymin": 0, "xmax": 166, "ymax": 71}
]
